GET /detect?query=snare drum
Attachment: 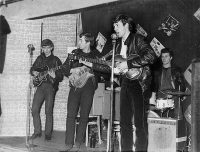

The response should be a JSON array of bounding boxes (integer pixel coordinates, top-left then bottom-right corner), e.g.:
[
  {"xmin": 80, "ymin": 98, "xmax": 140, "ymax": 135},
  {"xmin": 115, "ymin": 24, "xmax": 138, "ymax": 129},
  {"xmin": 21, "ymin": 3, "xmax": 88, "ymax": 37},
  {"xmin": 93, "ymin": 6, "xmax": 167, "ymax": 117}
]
[{"xmin": 156, "ymin": 98, "xmax": 174, "ymax": 109}]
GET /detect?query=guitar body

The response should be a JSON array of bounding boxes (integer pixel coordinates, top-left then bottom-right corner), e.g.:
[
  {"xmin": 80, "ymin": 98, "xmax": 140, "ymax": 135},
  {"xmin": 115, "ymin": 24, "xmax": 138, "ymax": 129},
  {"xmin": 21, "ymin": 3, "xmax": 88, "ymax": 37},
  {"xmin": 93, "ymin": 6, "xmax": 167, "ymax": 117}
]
[
  {"xmin": 113, "ymin": 54, "xmax": 143, "ymax": 80},
  {"xmin": 69, "ymin": 66, "xmax": 94, "ymax": 88},
  {"xmin": 33, "ymin": 72, "xmax": 48, "ymax": 87},
  {"xmin": 32, "ymin": 65, "xmax": 62, "ymax": 87},
  {"xmin": 125, "ymin": 68, "xmax": 143, "ymax": 80}
]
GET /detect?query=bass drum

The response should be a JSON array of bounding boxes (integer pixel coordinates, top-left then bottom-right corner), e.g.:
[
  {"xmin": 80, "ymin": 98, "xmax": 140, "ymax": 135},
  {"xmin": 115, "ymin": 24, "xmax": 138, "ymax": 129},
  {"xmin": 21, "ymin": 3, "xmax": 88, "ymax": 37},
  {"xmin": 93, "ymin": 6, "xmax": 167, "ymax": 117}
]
[{"xmin": 148, "ymin": 110, "xmax": 160, "ymax": 118}]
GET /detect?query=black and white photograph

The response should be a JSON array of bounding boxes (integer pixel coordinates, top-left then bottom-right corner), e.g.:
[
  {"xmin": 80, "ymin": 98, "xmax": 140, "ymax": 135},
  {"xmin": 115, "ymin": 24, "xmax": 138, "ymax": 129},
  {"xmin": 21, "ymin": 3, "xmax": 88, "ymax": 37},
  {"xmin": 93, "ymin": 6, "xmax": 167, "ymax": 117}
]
[{"xmin": 0, "ymin": 0, "xmax": 200, "ymax": 152}]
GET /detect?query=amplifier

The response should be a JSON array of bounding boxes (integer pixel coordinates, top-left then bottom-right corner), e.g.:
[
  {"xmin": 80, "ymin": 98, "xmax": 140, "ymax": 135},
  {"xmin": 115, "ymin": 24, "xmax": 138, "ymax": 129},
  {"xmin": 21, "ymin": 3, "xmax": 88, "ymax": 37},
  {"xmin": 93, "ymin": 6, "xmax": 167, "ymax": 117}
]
[{"xmin": 148, "ymin": 117, "xmax": 186, "ymax": 152}]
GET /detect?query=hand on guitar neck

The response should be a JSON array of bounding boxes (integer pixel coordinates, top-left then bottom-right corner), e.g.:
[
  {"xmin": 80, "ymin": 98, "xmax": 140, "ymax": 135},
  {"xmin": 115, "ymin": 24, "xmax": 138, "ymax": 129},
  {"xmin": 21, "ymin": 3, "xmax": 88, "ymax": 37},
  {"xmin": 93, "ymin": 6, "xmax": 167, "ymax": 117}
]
[
  {"xmin": 32, "ymin": 71, "xmax": 39, "ymax": 76},
  {"xmin": 79, "ymin": 59, "xmax": 93, "ymax": 67}
]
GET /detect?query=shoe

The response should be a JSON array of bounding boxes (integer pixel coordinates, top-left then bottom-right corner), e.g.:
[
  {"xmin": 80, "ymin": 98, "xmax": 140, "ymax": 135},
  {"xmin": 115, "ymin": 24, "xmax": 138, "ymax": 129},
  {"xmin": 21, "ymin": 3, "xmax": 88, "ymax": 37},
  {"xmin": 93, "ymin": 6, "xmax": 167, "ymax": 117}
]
[
  {"xmin": 70, "ymin": 145, "xmax": 80, "ymax": 152},
  {"xmin": 59, "ymin": 144, "xmax": 73, "ymax": 152},
  {"xmin": 30, "ymin": 133, "xmax": 42, "ymax": 140},
  {"xmin": 45, "ymin": 134, "xmax": 52, "ymax": 141},
  {"xmin": 78, "ymin": 144, "xmax": 87, "ymax": 152}
]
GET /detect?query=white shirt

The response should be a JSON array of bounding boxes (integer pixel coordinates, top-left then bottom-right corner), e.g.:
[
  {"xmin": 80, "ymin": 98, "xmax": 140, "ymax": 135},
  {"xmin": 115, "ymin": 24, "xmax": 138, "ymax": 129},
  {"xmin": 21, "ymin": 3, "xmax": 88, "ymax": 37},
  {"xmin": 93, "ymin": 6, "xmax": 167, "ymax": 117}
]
[{"xmin": 120, "ymin": 39, "xmax": 127, "ymax": 58}]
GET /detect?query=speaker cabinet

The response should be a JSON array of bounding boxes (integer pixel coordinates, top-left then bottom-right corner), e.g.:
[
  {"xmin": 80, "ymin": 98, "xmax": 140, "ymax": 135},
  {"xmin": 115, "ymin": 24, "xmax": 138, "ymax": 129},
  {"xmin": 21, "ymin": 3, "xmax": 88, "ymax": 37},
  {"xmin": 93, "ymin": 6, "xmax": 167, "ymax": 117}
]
[
  {"xmin": 148, "ymin": 118, "xmax": 176, "ymax": 152},
  {"xmin": 148, "ymin": 117, "xmax": 187, "ymax": 152}
]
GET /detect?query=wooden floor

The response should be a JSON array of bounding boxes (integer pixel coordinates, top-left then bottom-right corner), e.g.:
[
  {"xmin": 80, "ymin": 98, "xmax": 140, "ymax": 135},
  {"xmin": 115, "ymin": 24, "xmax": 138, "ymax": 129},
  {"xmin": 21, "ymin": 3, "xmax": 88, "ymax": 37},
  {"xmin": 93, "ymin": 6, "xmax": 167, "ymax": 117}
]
[
  {"xmin": 0, "ymin": 130, "xmax": 113, "ymax": 152},
  {"xmin": 0, "ymin": 126, "xmax": 123, "ymax": 152}
]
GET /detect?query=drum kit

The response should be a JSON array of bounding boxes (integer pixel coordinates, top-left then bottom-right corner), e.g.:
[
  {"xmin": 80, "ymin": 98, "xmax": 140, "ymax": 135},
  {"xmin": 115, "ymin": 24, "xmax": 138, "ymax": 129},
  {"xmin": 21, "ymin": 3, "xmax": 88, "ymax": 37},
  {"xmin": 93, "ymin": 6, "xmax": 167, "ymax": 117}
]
[
  {"xmin": 147, "ymin": 89, "xmax": 191, "ymax": 151},
  {"xmin": 149, "ymin": 89, "xmax": 190, "ymax": 119}
]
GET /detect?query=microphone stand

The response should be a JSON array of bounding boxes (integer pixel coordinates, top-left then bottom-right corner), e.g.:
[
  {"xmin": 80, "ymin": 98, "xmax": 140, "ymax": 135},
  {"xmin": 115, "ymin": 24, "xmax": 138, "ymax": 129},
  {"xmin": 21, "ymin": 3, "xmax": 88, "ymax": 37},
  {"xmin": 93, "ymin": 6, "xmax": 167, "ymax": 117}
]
[
  {"xmin": 107, "ymin": 37, "xmax": 116, "ymax": 152},
  {"xmin": 176, "ymin": 84, "xmax": 183, "ymax": 120},
  {"xmin": 26, "ymin": 44, "xmax": 37, "ymax": 151}
]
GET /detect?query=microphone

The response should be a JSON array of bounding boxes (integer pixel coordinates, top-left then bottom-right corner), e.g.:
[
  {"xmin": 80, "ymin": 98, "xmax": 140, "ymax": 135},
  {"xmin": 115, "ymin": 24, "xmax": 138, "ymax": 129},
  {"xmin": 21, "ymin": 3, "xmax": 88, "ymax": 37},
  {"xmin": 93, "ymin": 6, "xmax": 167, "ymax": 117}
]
[
  {"xmin": 111, "ymin": 33, "xmax": 118, "ymax": 40},
  {"xmin": 27, "ymin": 44, "xmax": 35, "ymax": 53}
]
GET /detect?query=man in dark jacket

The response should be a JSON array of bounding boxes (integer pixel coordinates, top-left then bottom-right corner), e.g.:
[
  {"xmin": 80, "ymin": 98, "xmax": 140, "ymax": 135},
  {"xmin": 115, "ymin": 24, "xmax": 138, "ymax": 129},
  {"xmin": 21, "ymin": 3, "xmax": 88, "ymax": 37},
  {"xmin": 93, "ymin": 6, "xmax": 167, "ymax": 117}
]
[
  {"xmin": 149, "ymin": 48, "xmax": 186, "ymax": 118},
  {"xmin": 112, "ymin": 14, "xmax": 156, "ymax": 152},
  {"xmin": 60, "ymin": 33, "xmax": 110, "ymax": 152},
  {"xmin": 30, "ymin": 39, "xmax": 63, "ymax": 141}
]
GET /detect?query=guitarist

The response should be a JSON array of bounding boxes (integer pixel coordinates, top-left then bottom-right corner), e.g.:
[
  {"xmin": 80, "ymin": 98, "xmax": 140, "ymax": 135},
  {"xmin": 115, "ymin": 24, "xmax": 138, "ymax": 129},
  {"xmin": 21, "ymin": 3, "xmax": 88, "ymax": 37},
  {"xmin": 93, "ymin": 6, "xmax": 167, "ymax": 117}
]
[
  {"xmin": 30, "ymin": 39, "xmax": 63, "ymax": 141},
  {"xmin": 112, "ymin": 14, "xmax": 157, "ymax": 152},
  {"xmin": 60, "ymin": 33, "xmax": 110, "ymax": 152}
]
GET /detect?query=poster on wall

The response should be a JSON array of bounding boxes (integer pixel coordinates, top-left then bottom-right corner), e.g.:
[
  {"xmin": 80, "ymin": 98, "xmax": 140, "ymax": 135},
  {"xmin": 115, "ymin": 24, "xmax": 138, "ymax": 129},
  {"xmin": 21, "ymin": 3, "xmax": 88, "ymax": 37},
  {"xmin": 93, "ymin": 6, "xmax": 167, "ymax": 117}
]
[
  {"xmin": 150, "ymin": 37, "xmax": 165, "ymax": 57},
  {"xmin": 136, "ymin": 24, "xmax": 147, "ymax": 37},
  {"xmin": 194, "ymin": 8, "xmax": 200, "ymax": 21},
  {"xmin": 96, "ymin": 32, "xmax": 107, "ymax": 53},
  {"xmin": 158, "ymin": 14, "xmax": 180, "ymax": 36}
]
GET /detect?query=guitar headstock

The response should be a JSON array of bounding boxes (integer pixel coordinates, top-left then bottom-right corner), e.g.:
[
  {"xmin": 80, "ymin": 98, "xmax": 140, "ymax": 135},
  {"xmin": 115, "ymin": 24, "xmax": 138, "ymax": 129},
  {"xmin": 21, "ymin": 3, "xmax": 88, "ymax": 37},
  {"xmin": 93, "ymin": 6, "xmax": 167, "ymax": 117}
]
[{"xmin": 68, "ymin": 53, "xmax": 74, "ymax": 60}]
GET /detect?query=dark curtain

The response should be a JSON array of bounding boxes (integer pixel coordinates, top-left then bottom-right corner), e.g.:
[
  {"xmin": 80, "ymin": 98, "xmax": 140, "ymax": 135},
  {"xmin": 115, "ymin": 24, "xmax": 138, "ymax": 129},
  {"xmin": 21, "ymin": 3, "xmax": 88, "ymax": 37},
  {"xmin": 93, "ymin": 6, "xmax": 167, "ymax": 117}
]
[
  {"xmin": 0, "ymin": 15, "xmax": 11, "ymax": 73},
  {"xmin": 0, "ymin": 15, "xmax": 11, "ymax": 116}
]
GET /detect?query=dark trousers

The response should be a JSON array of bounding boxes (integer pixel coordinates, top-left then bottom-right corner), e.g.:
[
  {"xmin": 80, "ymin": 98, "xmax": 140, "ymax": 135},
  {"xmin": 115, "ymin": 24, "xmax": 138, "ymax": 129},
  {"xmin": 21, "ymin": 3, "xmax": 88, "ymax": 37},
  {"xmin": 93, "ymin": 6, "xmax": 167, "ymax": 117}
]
[
  {"xmin": 65, "ymin": 78, "xmax": 95, "ymax": 146},
  {"xmin": 120, "ymin": 80, "xmax": 148, "ymax": 152},
  {"xmin": 32, "ymin": 83, "xmax": 55, "ymax": 136}
]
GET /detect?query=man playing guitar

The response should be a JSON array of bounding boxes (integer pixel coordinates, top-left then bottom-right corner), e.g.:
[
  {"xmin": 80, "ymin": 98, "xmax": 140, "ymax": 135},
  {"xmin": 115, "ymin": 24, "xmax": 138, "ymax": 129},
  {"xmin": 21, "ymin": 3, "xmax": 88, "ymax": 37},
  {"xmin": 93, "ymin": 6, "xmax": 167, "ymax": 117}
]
[
  {"xmin": 60, "ymin": 33, "xmax": 110, "ymax": 152},
  {"xmin": 30, "ymin": 39, "xmax": 63, "ymax": 141},
  {"xmin": 111, "ymin": 14, "xmax": 157, "ymax": 152}
]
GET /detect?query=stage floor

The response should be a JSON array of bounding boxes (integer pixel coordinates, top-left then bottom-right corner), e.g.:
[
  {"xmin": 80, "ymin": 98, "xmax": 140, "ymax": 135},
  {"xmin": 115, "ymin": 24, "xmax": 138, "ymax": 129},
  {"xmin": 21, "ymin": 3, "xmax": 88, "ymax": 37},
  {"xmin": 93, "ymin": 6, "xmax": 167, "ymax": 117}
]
[{"xmin": 0, "ymin": 130, "xmax": 111, "ymax": 152}]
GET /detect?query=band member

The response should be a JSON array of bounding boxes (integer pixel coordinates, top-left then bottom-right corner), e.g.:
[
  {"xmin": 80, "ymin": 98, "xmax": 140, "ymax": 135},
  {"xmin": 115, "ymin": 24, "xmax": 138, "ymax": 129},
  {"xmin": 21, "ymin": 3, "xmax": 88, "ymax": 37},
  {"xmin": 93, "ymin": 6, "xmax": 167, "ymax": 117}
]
[
  {"xmin": 149, "ymin": 48, "xmax": 187, "ymax": 151},
  {"xmin": 30, "ymin": 39, "xmax": 63, "ymax": 141},
  {"xmin": 60, "ymin": 33, "xmax": 110, "ymax": 152},
  {"xmin": 112, "ymin": 14, "xmax": 156, "ymax": 152},
  {"xmin": 149, "ymin": 48, "xmax": 186, "ymax": 118}
]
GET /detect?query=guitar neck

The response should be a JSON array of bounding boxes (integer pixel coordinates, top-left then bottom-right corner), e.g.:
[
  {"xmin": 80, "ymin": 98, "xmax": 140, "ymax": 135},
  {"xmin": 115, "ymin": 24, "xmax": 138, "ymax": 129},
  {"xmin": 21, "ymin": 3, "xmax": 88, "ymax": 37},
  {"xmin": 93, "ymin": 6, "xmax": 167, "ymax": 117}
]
[
  {"xmin": 72, "ymin": 54, "xmax": 108, "ymax": 66},
  {"xmin": 39, "ymin": 65, "xmax": 62, "ymax": 76},
  {"xmin": 53, "ymin": 65, "xmax": 62, "ymax": 71},
  {"xmin": 101, "ymin": 50, "xmax": 113, "ymax": 59}
]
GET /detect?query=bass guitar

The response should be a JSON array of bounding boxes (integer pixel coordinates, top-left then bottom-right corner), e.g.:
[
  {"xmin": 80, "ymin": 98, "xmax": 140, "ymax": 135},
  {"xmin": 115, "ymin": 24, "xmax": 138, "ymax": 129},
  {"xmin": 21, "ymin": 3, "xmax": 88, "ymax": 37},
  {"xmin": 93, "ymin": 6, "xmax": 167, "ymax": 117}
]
[
  {"xmin": 112, "ymin": 54, "xmax": 143, "ymax": 80},
  {"xmin": 33, "ymin": 65, "xmax": 62, "ymax": 87}
]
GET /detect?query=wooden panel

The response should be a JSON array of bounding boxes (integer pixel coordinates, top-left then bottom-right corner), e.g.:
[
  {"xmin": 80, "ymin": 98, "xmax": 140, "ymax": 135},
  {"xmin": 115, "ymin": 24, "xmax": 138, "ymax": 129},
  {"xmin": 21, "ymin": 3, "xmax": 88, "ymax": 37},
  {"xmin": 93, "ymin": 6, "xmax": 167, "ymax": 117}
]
[
  {"xmin": 191, "ymin": 60, "xmax": 200, "ymax": 152},
  {"xmin": 90, "ymin": 83, "xmax": 105, "ymax": 115},
  {"xmin": 102, "ymin": 90, "xmax": 120, "ymax": 121}
]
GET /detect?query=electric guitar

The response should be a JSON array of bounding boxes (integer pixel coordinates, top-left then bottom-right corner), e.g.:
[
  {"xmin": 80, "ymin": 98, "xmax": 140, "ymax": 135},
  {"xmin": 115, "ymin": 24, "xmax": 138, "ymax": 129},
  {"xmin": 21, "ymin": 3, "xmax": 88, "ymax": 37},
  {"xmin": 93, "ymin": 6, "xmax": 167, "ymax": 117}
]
[{"xmin": 33, "ymin": 65, "xmax": 62, "ymax": 87}]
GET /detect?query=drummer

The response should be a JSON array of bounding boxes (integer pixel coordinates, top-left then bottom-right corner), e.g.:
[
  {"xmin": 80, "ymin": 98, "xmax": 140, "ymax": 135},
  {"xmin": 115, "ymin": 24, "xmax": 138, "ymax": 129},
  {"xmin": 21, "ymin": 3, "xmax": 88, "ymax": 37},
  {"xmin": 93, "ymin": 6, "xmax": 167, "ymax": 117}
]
[{"xmin": 149, "ymin": 48, "xmax": 186, "ymax": 118}]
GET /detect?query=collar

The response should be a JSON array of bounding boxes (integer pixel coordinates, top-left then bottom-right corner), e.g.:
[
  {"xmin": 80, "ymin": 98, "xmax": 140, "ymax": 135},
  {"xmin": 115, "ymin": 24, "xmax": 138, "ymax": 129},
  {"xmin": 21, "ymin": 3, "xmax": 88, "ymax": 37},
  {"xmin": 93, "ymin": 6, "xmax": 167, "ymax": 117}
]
[
  {"xmin": 124, "ymin": 33, "xmax": 134, "ymax": 45},
  {"xmin": 162, "ymin": 67, "xmax": 171, "ymax": 70},
  {"xmin": 42, "ymin": 53, "xmax": 54, "ymax": 59}
]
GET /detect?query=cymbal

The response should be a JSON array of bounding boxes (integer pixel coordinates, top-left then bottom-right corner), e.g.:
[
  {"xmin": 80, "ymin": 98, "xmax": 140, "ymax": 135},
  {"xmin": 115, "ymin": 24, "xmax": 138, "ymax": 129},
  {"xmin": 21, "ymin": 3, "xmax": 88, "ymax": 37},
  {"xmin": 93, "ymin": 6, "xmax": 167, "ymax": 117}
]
[{"xmin": 162, "ymin": 89, "xmax": 191, "ymax": 96}]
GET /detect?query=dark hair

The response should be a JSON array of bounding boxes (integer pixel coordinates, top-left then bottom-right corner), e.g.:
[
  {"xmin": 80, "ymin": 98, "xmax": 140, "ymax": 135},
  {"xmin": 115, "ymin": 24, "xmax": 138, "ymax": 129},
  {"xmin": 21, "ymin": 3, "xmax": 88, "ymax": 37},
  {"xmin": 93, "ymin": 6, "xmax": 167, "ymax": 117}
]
[
  {"xmin": 161, "ymin": 48, "xmax": 174, "ymax": 57},
  {"xmin": 41, "ymin": 39, "xmax": 54, "ymax": 48},
  {"xmin": 80, "ymin": 33, "xmax": 95, "ymax": 47},
  {"xmin": 113, "ymin": 14, "xmax": 136, "ymax": 33}
]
